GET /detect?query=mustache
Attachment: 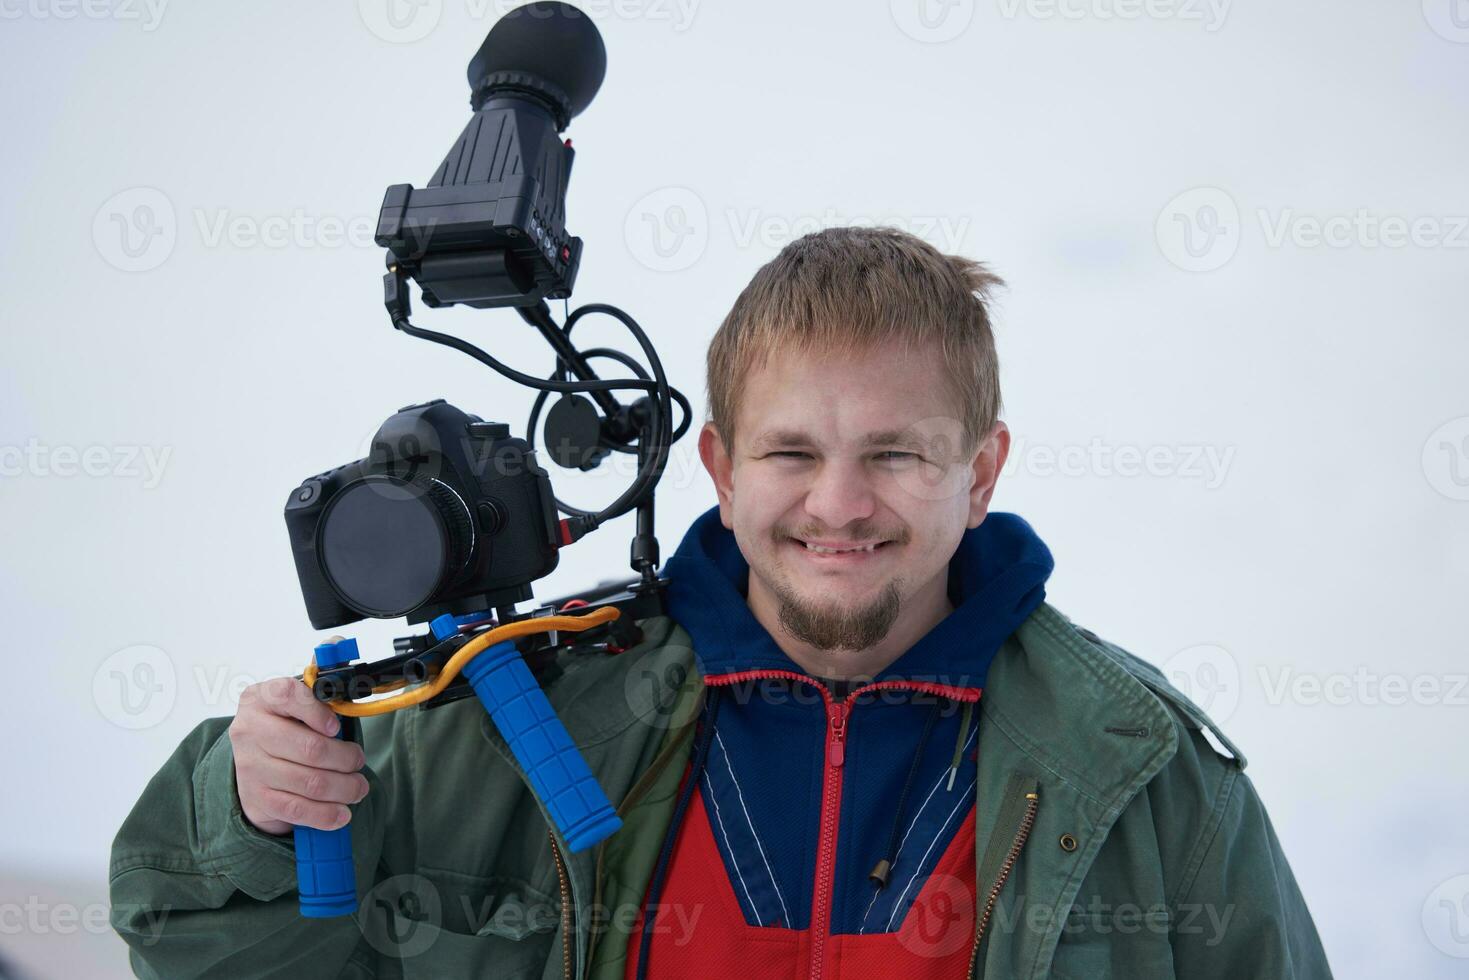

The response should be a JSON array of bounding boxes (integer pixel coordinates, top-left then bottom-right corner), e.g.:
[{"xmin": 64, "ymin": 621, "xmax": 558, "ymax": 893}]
[{"xmin": 776, "ymin": 525, "xmax": 909, "ymax": 545}]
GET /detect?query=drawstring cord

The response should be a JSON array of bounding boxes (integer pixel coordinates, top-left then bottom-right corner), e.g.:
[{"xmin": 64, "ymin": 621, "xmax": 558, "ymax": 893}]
[
  {"xmin": 947, "ymin": 701, "xmax": 974, "ymax": 791},
  {"xmin": 863, "ymin": 696, "xmax": 969, "ymax": 887},
  {"xmin": 867, "ymin": 696, "xmax": 973, "ymax": 890}
]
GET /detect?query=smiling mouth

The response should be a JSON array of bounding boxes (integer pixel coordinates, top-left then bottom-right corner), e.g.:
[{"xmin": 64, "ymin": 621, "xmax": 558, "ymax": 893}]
[{"xmin": 789, "ymin": 538, "xmax": 897, "ymax": 559}]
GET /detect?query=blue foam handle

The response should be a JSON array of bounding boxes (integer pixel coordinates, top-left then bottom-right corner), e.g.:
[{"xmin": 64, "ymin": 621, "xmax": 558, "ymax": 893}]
[
  {"xmin": 461, "ymin": 639, "xmax": 622, "ymax": 851},
  {"xmin": 294, "ymin": 638, "xmax": 359, "ymax": 918}
]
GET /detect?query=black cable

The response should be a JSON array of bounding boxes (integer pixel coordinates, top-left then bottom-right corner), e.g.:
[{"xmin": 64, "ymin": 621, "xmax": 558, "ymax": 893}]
[
  {"xmin": 869, "ymin": 699, "xmax": 944, "ymax": 890},
  {"xmin": 390, "ymin": 300, "xmax": 674, "ymax": 530},
  {"xmin": 518, "ymin": 302, "xmax": 673, "ymax": 528}
]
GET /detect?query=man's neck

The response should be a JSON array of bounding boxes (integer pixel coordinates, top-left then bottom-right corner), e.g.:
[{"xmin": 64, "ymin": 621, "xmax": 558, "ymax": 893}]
[{"xmin": 745, "ymin": 573, "xmax": 955, "ymax": 682}]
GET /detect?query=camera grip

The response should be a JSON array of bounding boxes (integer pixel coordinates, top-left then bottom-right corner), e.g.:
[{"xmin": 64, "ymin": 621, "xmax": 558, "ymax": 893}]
[
  {"xmin": 461, "ymin": 640, "xmax": 622, "ymax": 851},
  {"xmin": 292, "ymin": 759, "xmax": 357, "ymax": 917},
  {"xmin": 294, "ymin": 639, "xmax": 360, "ymax": 918}
]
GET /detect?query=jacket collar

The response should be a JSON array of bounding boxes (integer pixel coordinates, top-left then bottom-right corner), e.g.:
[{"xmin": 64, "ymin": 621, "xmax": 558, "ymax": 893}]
[{"xmin": 663, "ymin": 504, "xmax": 1055, "ymax": 691}]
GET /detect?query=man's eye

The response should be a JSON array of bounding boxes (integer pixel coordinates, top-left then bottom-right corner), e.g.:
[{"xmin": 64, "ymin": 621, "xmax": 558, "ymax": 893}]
[
  {"xmin": 876, "ymin": 451, "xmax": 918, "ymax": 461},
  {"xmin": 769, "ymin": 451, "xmax": 811, "ymax": 459}
]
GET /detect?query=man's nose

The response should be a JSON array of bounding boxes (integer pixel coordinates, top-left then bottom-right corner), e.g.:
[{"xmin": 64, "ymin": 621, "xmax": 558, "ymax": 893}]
[{"xmin": 803, "ymin": 459, "xmax": 877, "ymax": 530}]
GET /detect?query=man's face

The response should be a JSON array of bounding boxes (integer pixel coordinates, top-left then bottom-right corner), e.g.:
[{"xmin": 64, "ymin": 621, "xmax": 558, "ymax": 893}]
[{"xmin": 699, "ymin": 338, "xmax": 1007, "ymax": 655}]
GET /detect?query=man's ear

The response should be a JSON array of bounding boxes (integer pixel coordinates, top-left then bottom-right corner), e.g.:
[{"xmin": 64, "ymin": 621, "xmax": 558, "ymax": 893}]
[
  {"xmin": 698, "ymin": 422, "xmax": 736, "ymax": 529},
  {"xmin": 966, "ymin": 420, "xmax": 1010, "ymax": 528}
]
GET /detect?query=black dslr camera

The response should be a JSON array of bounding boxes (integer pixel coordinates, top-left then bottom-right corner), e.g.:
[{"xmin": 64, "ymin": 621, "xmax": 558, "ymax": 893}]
[
  {"xmin": 284, "ymin": 400, "xmax": 562, "ymax": 630},
  {"xmin": 283, "ymin": 1, "xmax": 689, "ymax": 637}
]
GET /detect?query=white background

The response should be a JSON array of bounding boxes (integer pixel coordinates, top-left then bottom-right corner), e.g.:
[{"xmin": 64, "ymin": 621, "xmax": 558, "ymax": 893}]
[{"xmin": 2, "ymin": 1, "xmax": 1467, "ymax": 977}]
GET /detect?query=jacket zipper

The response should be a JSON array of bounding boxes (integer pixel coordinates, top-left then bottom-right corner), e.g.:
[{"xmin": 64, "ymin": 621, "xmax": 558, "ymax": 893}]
[
  {"xmin": 965, "ymin": 781, "xmax": 1039, "ymax": 980},
  {"xmin": 550, "ymin": 829, "xmax": 574, "ymax": 980},
  {"xmin": 702, "ymin": 670, "xmax": 982, "ymax": 980},
  {"xmin": 809, "ymin": 693, "xmax": 850, "ymax": 980}
]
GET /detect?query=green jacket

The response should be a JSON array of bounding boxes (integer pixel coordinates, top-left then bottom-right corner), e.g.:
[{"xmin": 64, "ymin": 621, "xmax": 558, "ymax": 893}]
[{"xmin": 110, "ymin": 602, "xmax": 1333, "ymax": 979}]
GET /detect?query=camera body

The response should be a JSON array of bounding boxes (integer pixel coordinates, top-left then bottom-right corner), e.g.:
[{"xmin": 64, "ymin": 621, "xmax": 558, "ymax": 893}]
[{"xmin": 284, "ymin": 399, "xmax": 562, "ymax": 630}]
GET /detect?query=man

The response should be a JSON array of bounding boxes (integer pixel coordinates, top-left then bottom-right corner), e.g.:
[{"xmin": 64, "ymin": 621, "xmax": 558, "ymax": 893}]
[{"xmin": 111, "ymin": 227, "xmax": 1332, "ymax": 979}]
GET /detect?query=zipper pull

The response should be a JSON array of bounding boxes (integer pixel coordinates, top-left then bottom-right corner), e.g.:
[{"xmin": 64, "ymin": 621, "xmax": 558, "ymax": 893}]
[{"xmin": 828, "ymin": 700, "xmax": 849, "ymax": 768}]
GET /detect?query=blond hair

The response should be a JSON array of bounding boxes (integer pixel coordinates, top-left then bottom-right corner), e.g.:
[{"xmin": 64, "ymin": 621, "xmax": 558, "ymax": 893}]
[{"xmin": 706, "ymin": 225, "xmax": 1005, "ymax": 457}]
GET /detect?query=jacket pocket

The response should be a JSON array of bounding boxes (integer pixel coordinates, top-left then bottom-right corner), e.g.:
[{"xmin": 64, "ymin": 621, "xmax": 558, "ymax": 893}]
[
  {"xmin": 359, "ymin": 869, "xmax": 561, "ymax": 979},
  {"xmin": 1047, "ymin": 907, "xmax": 1175, "ymax": 980}
]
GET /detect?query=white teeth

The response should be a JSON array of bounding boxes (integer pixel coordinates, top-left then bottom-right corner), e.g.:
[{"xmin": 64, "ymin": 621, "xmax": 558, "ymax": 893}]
[{"xmin": 803, "ymin": 541, "xmax": 880, "ymax": 554}]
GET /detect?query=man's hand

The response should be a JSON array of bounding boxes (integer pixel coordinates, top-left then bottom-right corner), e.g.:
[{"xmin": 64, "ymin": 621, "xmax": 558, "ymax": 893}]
[{"xmin": 229, "ymin": 677, "xmax": 369, "ymax": 836}]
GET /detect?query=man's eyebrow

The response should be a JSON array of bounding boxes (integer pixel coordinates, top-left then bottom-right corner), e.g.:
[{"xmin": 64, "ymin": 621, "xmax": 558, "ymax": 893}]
[{"xmin": 750, "ymin": 429, "xmax": 927, "ymax": 451}]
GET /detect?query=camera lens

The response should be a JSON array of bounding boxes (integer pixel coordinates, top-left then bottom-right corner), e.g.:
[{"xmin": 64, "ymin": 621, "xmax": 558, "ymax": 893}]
[{"xmin": 318, "ymin": 475, "xmax": 474, "ymax": 619}]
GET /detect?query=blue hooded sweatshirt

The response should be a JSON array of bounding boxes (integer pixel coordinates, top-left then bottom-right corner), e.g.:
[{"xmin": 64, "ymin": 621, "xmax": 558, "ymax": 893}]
[{"xmin": 627, "ymin": 504, "xmax": 1055, "ymax": 979}]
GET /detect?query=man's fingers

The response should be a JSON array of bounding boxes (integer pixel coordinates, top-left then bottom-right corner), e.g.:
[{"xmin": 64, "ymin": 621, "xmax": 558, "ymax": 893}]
[
  {"xmin": 255, "ymin": 713, "xmax": 366, "ymax": 773},
  {"xmin": 252, "ymin": 756, "xmax": 370, "ymax": 806},
  {"xmin": 255, "ymin": 676, "xmax": 340, "ymax": 737},
  {"xmin": 255, "ymin": 787, "xmax": 352, "ymax": 832}
]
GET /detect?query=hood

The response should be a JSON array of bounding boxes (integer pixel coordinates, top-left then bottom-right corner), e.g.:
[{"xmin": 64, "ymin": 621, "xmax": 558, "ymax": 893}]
[{"xmin": 663, "ymin": 504, "xmax": 1055, "ymax": 690}]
